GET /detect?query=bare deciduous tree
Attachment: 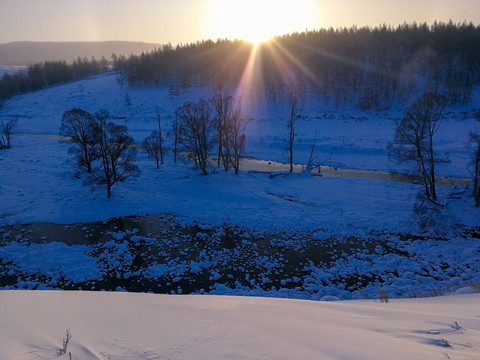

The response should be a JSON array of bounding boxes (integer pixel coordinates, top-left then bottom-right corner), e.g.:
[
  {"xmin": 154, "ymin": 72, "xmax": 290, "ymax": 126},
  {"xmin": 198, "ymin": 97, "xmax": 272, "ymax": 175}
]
[
  {"xmin": 60, "ymin": 109, "xmax": 98, "ymax": 173},
  {"xmin": 143, "ymin": 108, "xmax": 165, "ymax": 168},
  {"xmin": 224, "ymin": 104, "xmax": 251, "ymax": 175},
  {"xmin": 388, "ymin": 92, "xmax": 446, "ymax": 202},
  {"xmin": 0, "ymin": 117, "xmax": 17, "ymax": 149},
  {"xmin": 177, "ymin": 99, "xmax": 212, "ymax": 175},
  {"xmin": 91, "ymin": 111, "xmax": 139, "ymax": 198},
  {"xmin": 471, "ymin": 108, "xmax": 480, "ymax": 206},
  {"xmin": 172, "ymin": 109, "xmax": 181, "ymax": 164},
  {"xmin": 286, "ymin": 86, "xmax": 305, "ymax": 173},
  {"xmin": 210, "ymin": 93, "xmax": 251, "ymax": 174},
  {"xmin": 211, "ymin": 93, "xmax": 233, "ymax": 169},
  {"xmin": 143, "ymin": 131, "xmax": 163, "ymax": 169}
]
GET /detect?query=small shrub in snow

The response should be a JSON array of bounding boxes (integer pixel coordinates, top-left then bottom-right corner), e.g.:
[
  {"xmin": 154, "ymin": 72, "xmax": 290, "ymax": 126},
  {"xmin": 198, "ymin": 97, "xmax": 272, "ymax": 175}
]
[
  {"xmin": 377, "ymin": 287, "xmax": 390, "ymax": 303},
  {"xmin": 61, "ymin": 327, "xmax": 72, "ymax": 355},
  {"xmin": 0, "ymin": 117, "xmax": 17, "ymax": 149},
  {"xmin": 440, "ymin": 338, "xmax": 451, "ymax": 348}
]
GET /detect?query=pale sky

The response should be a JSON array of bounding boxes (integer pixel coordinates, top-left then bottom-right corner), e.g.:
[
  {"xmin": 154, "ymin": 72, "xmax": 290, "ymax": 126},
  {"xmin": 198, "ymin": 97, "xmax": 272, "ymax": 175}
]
[{"xmin": 1, "ymin": 0, "xmax": 479, "ymax": 44}]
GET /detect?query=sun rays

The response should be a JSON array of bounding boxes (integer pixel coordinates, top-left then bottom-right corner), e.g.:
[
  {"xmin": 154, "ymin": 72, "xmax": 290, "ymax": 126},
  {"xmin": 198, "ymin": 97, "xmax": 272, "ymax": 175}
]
[
  {"xmin": 203, "ymin": 0, "xmax": 320, "ymax": 45},
  {"xmin": 231, "ymin": 39, "xmax": 314, "ymax": 108},
  {"xmin": 201, "ymin": 0, "xmax": 322, "ymax": 108}
]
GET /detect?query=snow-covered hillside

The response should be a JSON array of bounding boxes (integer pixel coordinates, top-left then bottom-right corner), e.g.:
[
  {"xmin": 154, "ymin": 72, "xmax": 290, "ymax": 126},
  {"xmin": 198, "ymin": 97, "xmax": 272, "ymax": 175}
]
[
  {"xmin": 1, "ymin": 71, "xmax": 478, "ymax": 177},
  {"xmin": 1, "ymin": 290, "xmax": 479, "ymax": 360},
  {"xmin": 0, "ymin": 72, "xmax": 478, "ymax": 230}
]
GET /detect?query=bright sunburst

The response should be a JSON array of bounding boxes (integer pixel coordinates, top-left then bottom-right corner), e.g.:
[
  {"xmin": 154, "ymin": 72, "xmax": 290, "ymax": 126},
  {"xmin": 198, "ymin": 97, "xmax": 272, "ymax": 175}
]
[{"xmin": 204, "ymin": 0, "xmax": 320, "ymax": 44}]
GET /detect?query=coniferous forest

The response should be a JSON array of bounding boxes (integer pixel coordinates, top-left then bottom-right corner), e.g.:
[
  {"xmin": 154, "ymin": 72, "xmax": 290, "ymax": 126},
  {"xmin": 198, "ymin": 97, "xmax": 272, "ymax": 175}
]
[
  {"xmin": 116, "ymin": 22, "xmax": 480, "ymax": 109},
  {"xmin": 2, "ymin": 22, "xmax": 480, "ymax": 110},
  {"xmin": 0, "ymin": 56, "xmax": 109, "ymax": 106}
]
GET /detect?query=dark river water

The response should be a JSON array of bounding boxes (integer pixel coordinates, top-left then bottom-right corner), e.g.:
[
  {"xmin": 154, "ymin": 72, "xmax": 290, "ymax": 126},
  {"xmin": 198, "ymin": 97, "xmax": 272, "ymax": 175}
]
[{"xmin": 0, "ymin": 214, "xmax": 407, "ymax": 296}]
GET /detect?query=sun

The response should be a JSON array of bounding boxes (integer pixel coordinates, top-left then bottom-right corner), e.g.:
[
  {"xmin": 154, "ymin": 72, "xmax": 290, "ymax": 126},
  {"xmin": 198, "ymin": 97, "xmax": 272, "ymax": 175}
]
[{"xmin": 204, "ymin": 0, "xmax": 320, "ymax": 45}]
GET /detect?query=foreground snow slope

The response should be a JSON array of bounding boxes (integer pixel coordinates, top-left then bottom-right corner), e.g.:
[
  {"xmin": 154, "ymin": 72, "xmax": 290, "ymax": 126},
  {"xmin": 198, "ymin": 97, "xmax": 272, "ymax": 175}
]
[{"xmin": 0, "ymin": 291, "xmax": 479, "ymax": 360}]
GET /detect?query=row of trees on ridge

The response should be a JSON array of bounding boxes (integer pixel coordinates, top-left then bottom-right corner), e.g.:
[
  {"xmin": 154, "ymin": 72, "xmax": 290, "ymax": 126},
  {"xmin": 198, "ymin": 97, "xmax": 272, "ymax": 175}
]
[
  {"xmin": 116, "ymin": 22, "xmax": 480, "ymax": 109},
  {"xmin": 0, "ymin": 56, "xmax": 109, "ymax": 106}
]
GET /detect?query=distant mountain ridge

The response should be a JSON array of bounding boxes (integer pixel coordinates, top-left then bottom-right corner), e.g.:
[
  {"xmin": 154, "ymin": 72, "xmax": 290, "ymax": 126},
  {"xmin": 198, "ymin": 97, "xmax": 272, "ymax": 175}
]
[{"xmin": 0, "ymin": 41, "xmax": 161, "ymax": 66}]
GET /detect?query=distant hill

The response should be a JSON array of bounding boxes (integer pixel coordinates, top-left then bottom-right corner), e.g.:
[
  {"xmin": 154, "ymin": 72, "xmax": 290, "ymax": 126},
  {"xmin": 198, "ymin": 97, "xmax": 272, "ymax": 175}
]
[{"xmin": 0, "ymin": 41, "xmax": 161, "ymax": 66}]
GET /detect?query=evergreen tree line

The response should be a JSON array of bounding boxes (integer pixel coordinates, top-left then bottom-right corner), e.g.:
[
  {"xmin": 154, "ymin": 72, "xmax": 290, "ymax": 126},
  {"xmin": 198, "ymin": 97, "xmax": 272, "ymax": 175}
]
[
  {"xmin": 0, "ymin": 56, "xmax": 110, "ymax": 106},
  {"xmin": 116, "ymin": 22, "xmax": 480, "ymax": 109}
]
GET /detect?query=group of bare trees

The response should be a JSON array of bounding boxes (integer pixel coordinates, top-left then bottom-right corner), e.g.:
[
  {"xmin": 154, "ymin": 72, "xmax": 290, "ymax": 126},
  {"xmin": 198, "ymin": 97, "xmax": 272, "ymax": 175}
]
[
  {"xmin": 60, "ymin": 108, "xmax": 138, "ymax": 198},
  {"xmin": 55, "ymin": 87, "xmax": 480, "ymax": 209},
  {"xmin": 169, "ymin": 94, "xmax": 250, "ymax": 175},
  {"xmin": 59, "ymin": 93, "xmax": 249, "ymax": 198}
]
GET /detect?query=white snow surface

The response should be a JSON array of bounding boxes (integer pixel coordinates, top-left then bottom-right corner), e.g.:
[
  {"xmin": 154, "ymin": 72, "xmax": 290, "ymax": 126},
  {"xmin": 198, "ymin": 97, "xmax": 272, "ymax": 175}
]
[{"xmin": 0, "ymin": 290, "xmax": 479, "ymax": 360}]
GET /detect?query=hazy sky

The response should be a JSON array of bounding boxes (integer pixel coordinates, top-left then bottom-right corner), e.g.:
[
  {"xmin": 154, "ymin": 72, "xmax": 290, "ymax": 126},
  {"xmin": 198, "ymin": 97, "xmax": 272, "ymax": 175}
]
[{"xmin": 1, "ymin": 0, "xmax": 480, "ymax": 44}]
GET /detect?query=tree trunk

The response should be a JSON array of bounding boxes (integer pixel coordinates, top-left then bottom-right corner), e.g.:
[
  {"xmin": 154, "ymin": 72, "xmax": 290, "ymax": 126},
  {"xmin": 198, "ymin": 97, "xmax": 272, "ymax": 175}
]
[
  {"xmin": 217, "ymin": 131, "xmax": 222, "ymax": 167},
  {"xmin": 474, "ymin": 145, "xmax": 480, "ymax": 206},
  {"xmin": 428, "ymin": 132, "xmax": 437, "ymax": 201},
  {"xmin": 289, "ymin": 142, "xmax": 293, "ymax": 173},
  {"xmin": 416, "ymin": 144, "xmax": 431, "ymax": 199},
  {"xmin": 174, "ymin": 138, "xmax": 177, "ymax": 164}
]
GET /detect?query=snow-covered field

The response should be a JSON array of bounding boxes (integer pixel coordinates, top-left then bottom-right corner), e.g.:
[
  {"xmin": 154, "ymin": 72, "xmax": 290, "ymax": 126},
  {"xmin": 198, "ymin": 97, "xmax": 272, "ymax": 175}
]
[
  {"xmin": 1, "ymin": 290, "xmax": 479, "ymax": 360},
  {"xmin": 0, "ymin": 72, "xmax": 479, "ymax": 359},
  {"xmin": 0, "ymin": 72, "xmax": 478, "ymax": 229},
  {"xmin": 1, "ymin": 71, "xmax": 478, "ymax": 177}
]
